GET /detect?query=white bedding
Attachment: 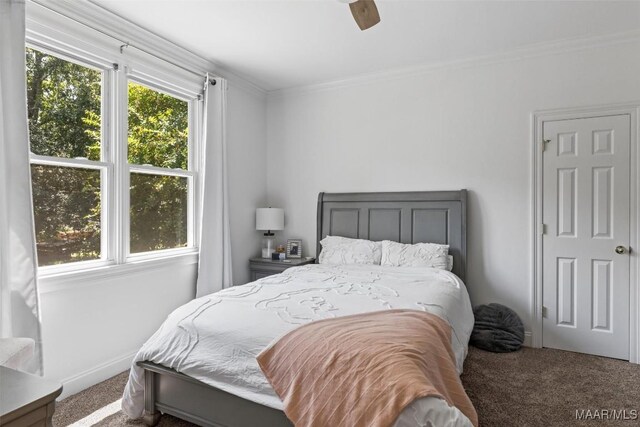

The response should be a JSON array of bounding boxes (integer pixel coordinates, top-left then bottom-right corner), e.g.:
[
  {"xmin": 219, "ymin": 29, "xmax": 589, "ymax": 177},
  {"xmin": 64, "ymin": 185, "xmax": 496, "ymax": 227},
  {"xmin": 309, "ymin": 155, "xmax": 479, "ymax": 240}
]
[{"xmin": 122, "ymin": 264, "xmax": 475, "ymax": 426}]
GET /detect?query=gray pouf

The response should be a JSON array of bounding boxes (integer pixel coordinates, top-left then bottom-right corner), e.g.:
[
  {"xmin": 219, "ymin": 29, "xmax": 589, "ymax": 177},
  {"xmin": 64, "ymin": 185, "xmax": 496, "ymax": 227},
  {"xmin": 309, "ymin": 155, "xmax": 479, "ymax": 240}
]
[{"xmin": 470, "ymin": 303, "xmax": 524, "ymax": 352}]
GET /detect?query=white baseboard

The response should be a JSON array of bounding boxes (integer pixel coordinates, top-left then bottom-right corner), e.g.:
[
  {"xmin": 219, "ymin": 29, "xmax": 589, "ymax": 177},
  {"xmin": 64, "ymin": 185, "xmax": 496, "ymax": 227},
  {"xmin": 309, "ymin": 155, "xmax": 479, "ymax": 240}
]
[
  {"xmin": 523, "ymin": 331, "xmax": 533, "ymax": 347},
  {"xmin": 54, "ymin": 351, "xmax": 137, "ymax": 400}
]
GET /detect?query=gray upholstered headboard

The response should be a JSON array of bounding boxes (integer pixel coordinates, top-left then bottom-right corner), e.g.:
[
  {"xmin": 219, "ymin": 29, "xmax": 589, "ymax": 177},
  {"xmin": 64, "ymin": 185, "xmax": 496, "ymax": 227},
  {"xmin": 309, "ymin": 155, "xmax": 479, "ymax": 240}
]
[{"xmin": 316, "ymin": 190, "xmax": 467, "ymax": 282}]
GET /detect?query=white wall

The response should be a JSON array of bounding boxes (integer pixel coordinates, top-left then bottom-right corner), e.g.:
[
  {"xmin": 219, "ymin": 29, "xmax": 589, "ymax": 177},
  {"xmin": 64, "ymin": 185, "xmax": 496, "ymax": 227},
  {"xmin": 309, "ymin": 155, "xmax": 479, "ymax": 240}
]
[
  {"xmin": 39, "ymin": 261, "xmax": 197, "ymax": 398},
  {"xmin": 266, "ymin": 39, "xmax": 640, "ymax": 335},
  {"xmin": 40, "ymin": 83, "xmax": 267, "ymax": 398},
  {"xmin": 227, "ymin": 84, "xmax": 268, "ymax": 283}
]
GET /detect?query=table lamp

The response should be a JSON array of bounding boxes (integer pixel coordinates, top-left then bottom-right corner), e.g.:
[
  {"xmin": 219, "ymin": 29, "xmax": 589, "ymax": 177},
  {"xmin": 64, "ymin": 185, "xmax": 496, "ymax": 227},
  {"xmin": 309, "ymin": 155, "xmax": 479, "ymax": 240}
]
[{"xmin": 256, "ymin": 208, "xmax": 284, "ymax": 258}]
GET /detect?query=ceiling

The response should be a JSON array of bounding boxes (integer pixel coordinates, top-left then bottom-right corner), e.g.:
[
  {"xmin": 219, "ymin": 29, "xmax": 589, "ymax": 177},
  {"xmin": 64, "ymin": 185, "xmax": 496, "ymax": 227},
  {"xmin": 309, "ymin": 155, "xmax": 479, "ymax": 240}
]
[{"xmin": 91, "ymin": 1, "xmax": 640, "ymax": 91}]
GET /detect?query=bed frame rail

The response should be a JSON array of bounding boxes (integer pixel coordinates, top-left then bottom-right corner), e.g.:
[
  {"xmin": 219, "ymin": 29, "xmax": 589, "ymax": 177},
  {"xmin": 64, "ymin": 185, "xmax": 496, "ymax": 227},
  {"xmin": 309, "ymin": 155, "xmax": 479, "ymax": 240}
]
[{"xmin": 139, "ymin": 362, "xmax": 292, "ymax": 427}]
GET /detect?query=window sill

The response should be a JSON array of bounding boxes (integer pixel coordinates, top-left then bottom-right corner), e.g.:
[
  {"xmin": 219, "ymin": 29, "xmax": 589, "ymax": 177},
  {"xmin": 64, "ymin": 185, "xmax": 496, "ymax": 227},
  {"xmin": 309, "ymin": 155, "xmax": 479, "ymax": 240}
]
[{"xmin": 38, "ymin": 250, "xmax": 199, "ymax": 294}]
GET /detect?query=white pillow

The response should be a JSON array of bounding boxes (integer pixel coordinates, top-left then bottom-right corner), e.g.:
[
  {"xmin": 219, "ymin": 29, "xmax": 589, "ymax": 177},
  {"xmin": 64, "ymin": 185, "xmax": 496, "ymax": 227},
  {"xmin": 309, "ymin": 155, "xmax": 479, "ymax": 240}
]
[
  {"xmin": 319, "ymin": 236, "xmax": 382, "ymax": 265},
  {"xmin": 380, "ymin": 240, "xmax": 449, "ymax": 269},
  {"xmin": 446, "ymin": 255, "xmax": 454, "ymax": 272}
]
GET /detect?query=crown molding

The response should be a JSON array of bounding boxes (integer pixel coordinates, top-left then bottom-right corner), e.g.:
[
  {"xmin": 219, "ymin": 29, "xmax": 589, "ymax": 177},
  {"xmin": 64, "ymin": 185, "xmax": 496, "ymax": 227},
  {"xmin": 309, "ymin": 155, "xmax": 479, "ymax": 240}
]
[
  {"xmin": 29, "ymin": 0, "xmax": 267, "ymax": 98},
  {"xmin": 269, "ymin": 28, "xmax": 640, "ymax": 99}
]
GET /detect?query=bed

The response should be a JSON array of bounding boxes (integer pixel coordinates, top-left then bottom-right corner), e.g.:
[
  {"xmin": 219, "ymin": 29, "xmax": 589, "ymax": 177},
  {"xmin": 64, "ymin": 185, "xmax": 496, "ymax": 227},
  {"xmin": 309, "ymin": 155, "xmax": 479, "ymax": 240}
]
[{"xmin": 123, "ymin": 190, "xmax": 471, "ymax": 427}]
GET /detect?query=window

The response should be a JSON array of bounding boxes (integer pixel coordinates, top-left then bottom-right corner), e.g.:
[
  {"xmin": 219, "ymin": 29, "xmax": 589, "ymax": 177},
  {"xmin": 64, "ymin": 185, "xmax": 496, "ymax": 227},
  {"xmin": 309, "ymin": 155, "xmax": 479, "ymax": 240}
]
[
  {"xmin": 27, "ymin": 47, "xmax": 104, "ymax": 266},
  {"xmin": 127, "ymin": 82, "xmax": 191, "ymax": 254},
  {"xmin": 26, "ymin": 46, "xmax": 199, "ymax": 271}
]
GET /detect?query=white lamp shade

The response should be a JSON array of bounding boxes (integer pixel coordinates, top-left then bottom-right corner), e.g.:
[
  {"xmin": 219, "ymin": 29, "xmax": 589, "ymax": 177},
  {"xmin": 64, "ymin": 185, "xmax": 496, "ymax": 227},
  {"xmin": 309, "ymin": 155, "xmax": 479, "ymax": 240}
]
[{"xmin": 256, "ymin": 208, "xmax": 284, "ymax": 231}]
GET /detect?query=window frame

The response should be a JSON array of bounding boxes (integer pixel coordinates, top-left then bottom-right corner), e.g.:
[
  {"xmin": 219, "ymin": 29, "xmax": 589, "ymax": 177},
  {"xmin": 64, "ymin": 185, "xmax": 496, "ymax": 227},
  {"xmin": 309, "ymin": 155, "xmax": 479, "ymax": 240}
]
[
  {"xmin": 123, "ymin": 77, "xmax": 198, "ymax": 262},
  {"xmin": 26, "ymin": 38, "xmax": 202, "ymax": 276},
  {"xmin": 27, "ymin": 44, "xmax": 113, "ymax": 273}
]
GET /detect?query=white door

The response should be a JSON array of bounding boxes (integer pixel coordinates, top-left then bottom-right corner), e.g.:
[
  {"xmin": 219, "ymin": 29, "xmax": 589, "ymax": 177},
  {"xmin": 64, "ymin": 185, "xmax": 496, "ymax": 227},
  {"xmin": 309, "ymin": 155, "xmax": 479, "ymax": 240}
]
[{"xmin": 542, "ymin": 114, "xmax": 630, "ymax": 359}]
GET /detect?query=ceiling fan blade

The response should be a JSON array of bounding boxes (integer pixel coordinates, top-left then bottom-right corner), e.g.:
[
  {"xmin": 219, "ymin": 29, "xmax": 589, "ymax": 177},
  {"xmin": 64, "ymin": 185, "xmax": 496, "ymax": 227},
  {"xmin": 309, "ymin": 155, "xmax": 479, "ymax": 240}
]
[{"xmin": 349, "ymin": 0, "xmax": 380, "ymax": 31}]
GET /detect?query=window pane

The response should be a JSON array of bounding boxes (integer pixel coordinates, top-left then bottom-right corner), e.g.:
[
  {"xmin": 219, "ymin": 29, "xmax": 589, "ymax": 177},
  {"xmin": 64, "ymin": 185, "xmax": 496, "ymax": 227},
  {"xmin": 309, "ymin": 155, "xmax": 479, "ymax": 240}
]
[
  {"xmin": 31, "ymin": 165, "xmax": 101, "ymax": 266},
  {"xmin": 26, "ymin": 48, "xmax": 101, "ymax": 161},
  {"xmin": 130, "ymin": 173, "xmax": 188, "ymax": 253},
  {"xmin": 128, "ymin": 82, "xmax": 188, "ymax": 169}
]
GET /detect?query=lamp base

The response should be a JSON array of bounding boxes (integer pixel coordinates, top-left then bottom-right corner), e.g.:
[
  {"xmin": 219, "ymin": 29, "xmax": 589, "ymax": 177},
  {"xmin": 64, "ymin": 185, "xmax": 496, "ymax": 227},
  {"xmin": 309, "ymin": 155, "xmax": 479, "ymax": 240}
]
[{"xmin": 261, "ymin": 234, "xmax": 275, "ymax": 259}]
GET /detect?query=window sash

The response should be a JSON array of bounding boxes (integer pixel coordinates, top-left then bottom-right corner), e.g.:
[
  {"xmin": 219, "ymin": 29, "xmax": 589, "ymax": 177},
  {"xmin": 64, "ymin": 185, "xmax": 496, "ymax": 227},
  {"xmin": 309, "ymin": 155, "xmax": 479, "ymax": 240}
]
[
  {"xmin": 127, "ymin": 171, "xmax": 194, "ymax": 259},
  {"xmin": 30, "ymin": 154, "xmax": 109, "ymax": 170},
  {"xmin": 30, "ymin": 161, "xmax": 108, "ymax": 270},
  {"xmin": 128, "ymin": 164, "xmax": 193, "ymax": 178},
  {"xmin": 125, "ymin": 76, "xmax": 193, "ymax": 170}
]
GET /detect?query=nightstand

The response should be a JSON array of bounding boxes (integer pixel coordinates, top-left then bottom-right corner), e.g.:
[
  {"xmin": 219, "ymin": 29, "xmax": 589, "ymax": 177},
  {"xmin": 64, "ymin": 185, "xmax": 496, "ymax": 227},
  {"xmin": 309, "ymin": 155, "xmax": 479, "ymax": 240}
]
[
  {"xmin": 0, "ymin": 366, "xmax": 62, "ymax": 427},
  {"xmin": 249, "ymin": 257, "xmax": 316, "ymax": 281}
]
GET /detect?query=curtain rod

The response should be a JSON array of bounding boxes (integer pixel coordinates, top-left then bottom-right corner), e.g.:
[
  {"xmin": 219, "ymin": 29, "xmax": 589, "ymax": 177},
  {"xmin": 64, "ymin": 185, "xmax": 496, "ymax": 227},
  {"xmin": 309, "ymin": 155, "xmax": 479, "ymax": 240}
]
[
  {"xmin": 119, "ymin": 42, "xmax": 208, "ymax": 79},
  {"xmin": 40, "ymin": 1, "xmax": 214, "ymax": 80}
]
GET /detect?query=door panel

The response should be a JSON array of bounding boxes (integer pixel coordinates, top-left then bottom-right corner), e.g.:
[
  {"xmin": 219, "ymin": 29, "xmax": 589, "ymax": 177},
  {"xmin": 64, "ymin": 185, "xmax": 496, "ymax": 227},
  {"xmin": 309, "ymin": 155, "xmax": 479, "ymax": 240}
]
[{"xmin": 542, "ymin": 114, "xmax": 630, "ymax": 359}]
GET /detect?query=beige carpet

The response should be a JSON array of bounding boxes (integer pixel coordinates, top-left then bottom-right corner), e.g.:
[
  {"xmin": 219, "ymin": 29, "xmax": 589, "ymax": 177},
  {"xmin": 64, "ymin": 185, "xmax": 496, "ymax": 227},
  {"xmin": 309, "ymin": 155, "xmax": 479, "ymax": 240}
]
[{"xmin": 53, "ymin": 346, "xmax": 640, "ymax": 426}]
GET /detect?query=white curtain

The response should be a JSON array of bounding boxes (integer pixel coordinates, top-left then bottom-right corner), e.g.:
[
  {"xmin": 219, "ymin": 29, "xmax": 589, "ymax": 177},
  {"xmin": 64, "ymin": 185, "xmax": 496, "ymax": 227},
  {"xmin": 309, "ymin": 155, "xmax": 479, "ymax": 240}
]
[
  {"xmin": 0, "ymin": 0, "xmax": 43, "ymax": 374},
  {"xmin": 196, "ymin": 76, "xmax": 233, "ymax": 297}
]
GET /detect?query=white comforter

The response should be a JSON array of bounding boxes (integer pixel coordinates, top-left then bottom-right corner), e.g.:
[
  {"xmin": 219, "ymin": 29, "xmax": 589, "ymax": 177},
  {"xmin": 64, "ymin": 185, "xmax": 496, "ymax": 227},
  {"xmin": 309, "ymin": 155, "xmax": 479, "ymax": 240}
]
[{"xmin": 122, "ymin": 264, "xmax": 475, "ymax": 426}]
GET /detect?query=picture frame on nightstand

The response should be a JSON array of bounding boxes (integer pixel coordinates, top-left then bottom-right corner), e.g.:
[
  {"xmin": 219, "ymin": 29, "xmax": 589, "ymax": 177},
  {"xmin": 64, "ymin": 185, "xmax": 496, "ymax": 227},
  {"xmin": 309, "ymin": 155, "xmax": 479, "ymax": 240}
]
[{"xmin": 286, "ymin": 239, "xmax": 302, "ymax": 258}]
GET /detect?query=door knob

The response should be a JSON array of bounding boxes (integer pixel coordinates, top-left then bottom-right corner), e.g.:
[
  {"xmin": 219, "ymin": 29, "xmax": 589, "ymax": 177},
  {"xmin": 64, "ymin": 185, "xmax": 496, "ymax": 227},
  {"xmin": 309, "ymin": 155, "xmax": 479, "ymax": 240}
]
[{"xmin": 615, "ymin": 246, "xmax": 627, "ymax": 254}]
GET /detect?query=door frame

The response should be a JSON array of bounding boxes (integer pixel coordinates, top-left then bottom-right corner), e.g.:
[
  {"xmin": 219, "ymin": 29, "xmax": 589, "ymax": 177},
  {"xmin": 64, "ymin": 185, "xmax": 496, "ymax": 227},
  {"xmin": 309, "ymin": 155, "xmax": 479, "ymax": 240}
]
[{"xmin": 531, "ymin": 103, "xmax": 640, "ymax": 363}]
